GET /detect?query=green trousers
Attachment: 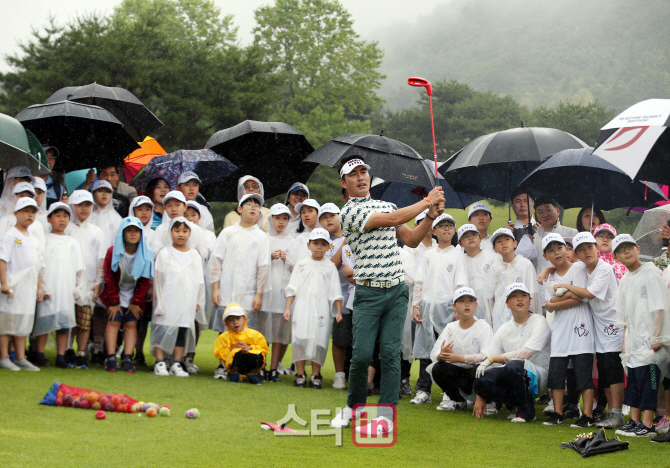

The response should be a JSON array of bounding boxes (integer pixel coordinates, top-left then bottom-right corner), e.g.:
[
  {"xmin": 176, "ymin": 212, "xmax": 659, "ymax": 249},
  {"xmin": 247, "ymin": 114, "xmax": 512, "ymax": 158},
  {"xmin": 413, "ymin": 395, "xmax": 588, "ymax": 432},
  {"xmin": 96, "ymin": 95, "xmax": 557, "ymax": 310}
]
[{"xmin": 347, "ymin": 281, "xmax": 409, "ymax": 408}]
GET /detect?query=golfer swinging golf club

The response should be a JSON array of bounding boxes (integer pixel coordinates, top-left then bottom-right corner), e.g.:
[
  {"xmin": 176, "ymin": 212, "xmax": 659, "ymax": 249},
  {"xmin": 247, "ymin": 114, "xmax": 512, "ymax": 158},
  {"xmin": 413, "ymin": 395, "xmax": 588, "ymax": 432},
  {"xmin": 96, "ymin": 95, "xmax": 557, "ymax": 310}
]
[{"xmin": 330, "ymin": 155, "xmax": 445, "ymax": 434}]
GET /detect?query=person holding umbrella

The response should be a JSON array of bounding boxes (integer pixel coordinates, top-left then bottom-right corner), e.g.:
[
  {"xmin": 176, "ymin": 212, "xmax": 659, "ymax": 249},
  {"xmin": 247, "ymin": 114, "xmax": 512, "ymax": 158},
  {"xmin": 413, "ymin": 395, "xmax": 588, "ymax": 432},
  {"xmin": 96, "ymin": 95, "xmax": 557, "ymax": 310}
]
[
  {"xmin": 329, "ymin": 155, "xmax": 445, "ymax": 431},
  {"xmin": 504, "ymin": 187, "xmax": 538, "ymax": 261}
]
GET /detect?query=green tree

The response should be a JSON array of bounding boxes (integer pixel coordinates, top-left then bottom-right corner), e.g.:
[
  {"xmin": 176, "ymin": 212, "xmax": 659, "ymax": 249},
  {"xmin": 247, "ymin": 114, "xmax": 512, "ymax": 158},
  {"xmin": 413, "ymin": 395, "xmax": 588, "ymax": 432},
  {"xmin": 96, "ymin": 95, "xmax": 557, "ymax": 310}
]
[
  {"xmin": 253, "ymin": 0, "xmax": 385, "ymax": 147},
  {"xmin": 0, "ymin": 0, "xmax": 281, "ymax": 150},
  {"xmin": 527, "ymin": 101, "xmax": 616, "ymax": 146}
]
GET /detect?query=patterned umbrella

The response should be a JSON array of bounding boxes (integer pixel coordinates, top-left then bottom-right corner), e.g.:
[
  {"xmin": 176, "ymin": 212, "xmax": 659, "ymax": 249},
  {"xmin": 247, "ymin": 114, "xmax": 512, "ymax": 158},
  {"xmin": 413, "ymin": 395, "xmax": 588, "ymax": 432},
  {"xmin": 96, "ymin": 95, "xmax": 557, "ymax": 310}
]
[{"xmin": 130, "ymin": 149, "xmax": 238, "ymax": 191}]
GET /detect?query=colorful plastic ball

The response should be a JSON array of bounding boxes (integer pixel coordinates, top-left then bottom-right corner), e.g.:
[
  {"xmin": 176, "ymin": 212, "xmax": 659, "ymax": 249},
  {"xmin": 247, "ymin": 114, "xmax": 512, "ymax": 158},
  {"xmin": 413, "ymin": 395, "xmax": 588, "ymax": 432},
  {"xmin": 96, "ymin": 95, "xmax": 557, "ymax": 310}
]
[
  {"xmin": 117, "ymin": 404, "xmax": 128, "ymax": 413},
  {"xmin": 161, "ymin": 405, "xmax": 171, "ymax": 410},
  {"xmin": 104, "ymin": 402, "xmax": 115, "ymax": 412},
  {"xmin": 146, "ymin": 407, "xmax": 157, "ymax": 418},
  {"xmin": 80, "ymin": 399, "xmax": 91, "ymax": 410},
  {"xmin": 185, "ymin": 408, "xmax": 200, "ymax": 419},
  {"xmin": 72, "ymin": 399, "xmax": 81, "ymax": 408},
  {"xmin": 91, "ymin": 402, "xmax": 101, "ymax": 411},
  {"xmin": 130, "ymin": 403, "xmax": 140, "ymax": 413},
  {"xmin": 63, "ymin": 394, "xmax": 73, "ymax": 406},
  {"xmin": 95, "ymin": 411, "xmax": 106, "ymax": 420},
  {"xmin": 159, "ymin": 407, "xmax": 171, "ymax": 417},
  {"xmin": 99, "ymin": 397, "xmax": 109, "ymax": 407},
  {"xmin": 139, "ymin": 403, "xmax": 148, "ymax": 412},
  {"xmin": 55, "ymin": 397, "xmax": 63, "ymax": 406},
  {"xmin": 111, "ymin": 396, "xmax": 121, "ymax": 406}
]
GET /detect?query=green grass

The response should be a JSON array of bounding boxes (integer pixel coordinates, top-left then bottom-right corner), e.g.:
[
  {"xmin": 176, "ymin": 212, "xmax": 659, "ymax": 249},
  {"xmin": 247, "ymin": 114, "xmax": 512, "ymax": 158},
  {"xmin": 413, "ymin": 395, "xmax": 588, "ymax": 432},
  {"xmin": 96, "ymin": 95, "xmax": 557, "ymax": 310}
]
[{"xmin": 1, "ymin": 331, "xmax": 666, "ymax": 467}]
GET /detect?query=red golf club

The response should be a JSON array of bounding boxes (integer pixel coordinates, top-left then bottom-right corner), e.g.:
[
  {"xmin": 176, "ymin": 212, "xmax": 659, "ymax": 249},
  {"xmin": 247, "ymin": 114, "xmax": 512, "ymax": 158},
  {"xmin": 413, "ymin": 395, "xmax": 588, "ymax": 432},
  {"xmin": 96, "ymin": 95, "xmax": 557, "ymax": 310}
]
[{"xmin": 408, "ymin": 77, "xmax": 437, "ymax": 179}]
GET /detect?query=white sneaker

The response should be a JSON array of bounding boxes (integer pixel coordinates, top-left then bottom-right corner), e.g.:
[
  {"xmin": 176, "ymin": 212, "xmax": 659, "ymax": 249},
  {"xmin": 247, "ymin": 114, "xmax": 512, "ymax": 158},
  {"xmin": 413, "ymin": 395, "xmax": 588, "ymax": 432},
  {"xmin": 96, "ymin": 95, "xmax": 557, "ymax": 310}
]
[
  {"xmin": 355, "ymin": 416, "xmax": 393, "ymax": 436},
  {"xmin": 410, "ymin": 390, "xmax": 432, "ymax": 405},
  {"xmin": 511, "ymin": 415, "xmax": 536, "ymax": 423},
  {"xmin": 543, "ymin": 398, "xmax": 554, "ymax": 414},
  {"xmin": 213, "ymin": 366, "xmax": 228, "ymax": 380},
  {"xmin": 437, "ymin": 400, "xmax": 467, "ymax": 411},
  {"xmin": 170, "ymin": 362, "xmax": 189, "ymax": 377},
  {"xmin": 330, "ymin": 406, "xmax": 353, "ymax": 428},
  {"xmin": 333, "ymin": 372, "xmax": 346, "ymax": 390},
  {"xmin": 0, "ymin": 357, "xmax": 20, "ymax": 371},
  {"xmin": 485, "ymin": 402, "xmax": 498, "ymax": 415},
  {"xmin": 13, "ymin": 357, "xmax": 39, "ymax": 371},
  {"xmin": 154, "ymin": 361, "xmax": 169, "ymax": 376},
  {"xmin": 442, "ymin": 392, "xmax": 450, "ymax": 403},
  {"xmin": 184, "ymin": 357, "xmax": 199, "ymax": 374}
]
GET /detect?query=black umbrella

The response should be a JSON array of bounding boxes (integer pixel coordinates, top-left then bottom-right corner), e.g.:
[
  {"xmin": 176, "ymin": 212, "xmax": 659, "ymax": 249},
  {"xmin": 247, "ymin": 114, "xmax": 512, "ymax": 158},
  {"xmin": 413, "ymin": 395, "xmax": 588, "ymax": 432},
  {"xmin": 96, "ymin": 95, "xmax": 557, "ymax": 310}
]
[
  {"xmin": 44, "ymin": 83, "xmax": 163, "ymax": 141},
  {"xmin": 560, "ymin": 429, "xmax": 629, "ymax": 458},
  {"xmin": 15, "ymin": 101, "xmax": 140, "ymax": 173},
  {"xmin": 304, "ymin": 133, "xmax": 436, "ymax": 188},
  {"xmin": 520, "ymin": 147, "xmax": 667, "ymax": 210},
  {"xmin": 370, "ymin": 160, "xmax": 482, "ymax": 208},
  {"xmin": 203, "ymin": 120, "xmax": 316, "ymax": 202}
]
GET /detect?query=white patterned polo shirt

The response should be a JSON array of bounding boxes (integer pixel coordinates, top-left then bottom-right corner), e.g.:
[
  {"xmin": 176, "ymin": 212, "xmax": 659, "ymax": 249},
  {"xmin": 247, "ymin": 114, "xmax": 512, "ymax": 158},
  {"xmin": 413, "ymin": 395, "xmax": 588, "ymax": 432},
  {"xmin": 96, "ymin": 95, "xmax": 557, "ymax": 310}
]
[{"xmin": 339, "ymin": 195, "xmax": 404, "ymax": 280}]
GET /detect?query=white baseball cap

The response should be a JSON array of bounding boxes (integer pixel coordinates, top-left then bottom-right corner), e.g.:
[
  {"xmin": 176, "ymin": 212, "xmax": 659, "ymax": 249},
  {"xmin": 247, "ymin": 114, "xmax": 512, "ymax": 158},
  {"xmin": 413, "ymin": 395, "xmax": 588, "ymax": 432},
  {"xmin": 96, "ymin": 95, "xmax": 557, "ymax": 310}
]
[
  {"xmin": 185, "ymin": 200, "xmax": 201, "ymax": 213},
  {"xmin": 14, "ymin": 197, "xmax": 38, "ymax": 212},
  {"xmin": 318, "ymin": 202, "xmax": 340, "ymax": 219},
  {"xmin": 295, "ymin": 199, "xmax": 320, "ymax": 214},
  {"xmin": 453, "ymin": 287, "xmax": 477, "ymax": 302},
  {"xmin": 431, "ymin": 213, "xmax": 456, "ymax": 230},
  {"xmin": 177, "ymin": 171, "xmax": 202, "ymax": 185},
  {"xmin": 415, "ymin": 208, "xmax": 429, "ymax": 224},
  {"xmin": 70, "ymin": 189, "xmax": 95, "ymax": 205},
  {"xmin": 239, "ymin": 193, "xmax": 264, "ymax": 207},
  {"xmin": 468, "ymin": 202, "xmax": 492, "ymax": 219},
  {"xmin": 133, "ymin": 195, "xmax": 155, "ymax": 209},
  {"xmin": 309, "ymin": 228, "xmax": 331, "ymax": 242},
  {"xmin": 612, "ymin": 234, "xmax": 637, "ymax": 253},
  {"xmin": 31, "ymin": 178, "xmax": 47, "ymax": 193},
  {"xmin": 505, "ymin": 282, "xmax": 530, "ymax": 300},
  {"xmin": 12, "ymin": 181, "xmax": 36, "ymax": 197},
  {"xmin": 8, "ymin": 166, "xmax": 34, "ymax": 181},
  {"xmin": 541, "ymin": 232, "xmax": 566, "ymax": 252},
  {"xmin": 491, "ymin": 228, "xmax": 515, "ymax": 244},
  {"xmin": 571, "ymin": 232, "xmax": 597, "ymax": 250},
  {"xmin": 223, "ymin": 302, "xmax": 246, "ymax": 319},
  {"xmin": 91, "ymin": 180, "xmax": 113, "ymax": 192},
  {"xmin": 162, "ymin": 190, "xmax": 187, "ymax": 205},
  {"xmin": 339, "ymin": 158, "xmax": 371, "ymax": 178},
  {"xmin": 47, "ymin": 201, "xmax": 72, "ymax": 217},
  {"xmin": 457, "ymin": 223, "xmax": 479, "ymax": 241},
  {"xmin": 269, "ymin": 203, "xmax": 291, "ymax": 217}
]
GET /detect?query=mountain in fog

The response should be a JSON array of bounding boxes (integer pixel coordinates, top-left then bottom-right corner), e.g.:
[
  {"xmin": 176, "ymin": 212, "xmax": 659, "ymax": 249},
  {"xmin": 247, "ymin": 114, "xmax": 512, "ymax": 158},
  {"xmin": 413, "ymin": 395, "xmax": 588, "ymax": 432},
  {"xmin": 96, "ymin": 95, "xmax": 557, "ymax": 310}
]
[{"xmin": 372, "ymin": 0, "xmax": 670, "ymax": 111}]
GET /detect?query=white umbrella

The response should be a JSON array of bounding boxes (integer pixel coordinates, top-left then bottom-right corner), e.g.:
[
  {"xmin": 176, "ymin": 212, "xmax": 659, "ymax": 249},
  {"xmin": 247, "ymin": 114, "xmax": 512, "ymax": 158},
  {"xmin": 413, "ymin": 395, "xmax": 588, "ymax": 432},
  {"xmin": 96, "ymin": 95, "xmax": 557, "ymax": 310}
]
[{"xmin": 593, "ymin": 99, "xmax": 670, "ymax": 184}]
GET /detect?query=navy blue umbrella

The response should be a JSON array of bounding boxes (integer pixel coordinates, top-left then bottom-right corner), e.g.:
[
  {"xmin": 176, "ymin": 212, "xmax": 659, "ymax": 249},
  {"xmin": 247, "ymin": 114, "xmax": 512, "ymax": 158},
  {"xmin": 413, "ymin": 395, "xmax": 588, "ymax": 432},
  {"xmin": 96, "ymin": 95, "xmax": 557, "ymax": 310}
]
[
  {"xmin": 370, "ymin": 160, "xmax": 482, "ymax": 208},
  {"xmin": 130, "ymin": 149, "xmax": 238, "ymax": 192},
  {"xmin": 519, "ymin": 147, "xmax": 667, "ymax": 210}
]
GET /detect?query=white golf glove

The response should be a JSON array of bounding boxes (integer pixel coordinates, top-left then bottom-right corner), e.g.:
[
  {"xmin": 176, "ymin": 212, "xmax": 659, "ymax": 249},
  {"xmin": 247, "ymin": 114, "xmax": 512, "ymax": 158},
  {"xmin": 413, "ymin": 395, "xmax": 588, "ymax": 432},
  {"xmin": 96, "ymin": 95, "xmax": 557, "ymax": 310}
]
[{"xmin": 475, "ymin": 357, "xmax": 493, "ymax": 378}]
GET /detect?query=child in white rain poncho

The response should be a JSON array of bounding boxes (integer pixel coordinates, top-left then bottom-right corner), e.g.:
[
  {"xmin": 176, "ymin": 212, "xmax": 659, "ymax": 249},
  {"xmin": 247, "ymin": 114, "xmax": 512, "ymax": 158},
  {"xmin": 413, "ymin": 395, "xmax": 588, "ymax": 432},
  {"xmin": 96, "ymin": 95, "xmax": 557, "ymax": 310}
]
[
  {"xmin": 174, "ymin": 171, "xmax": 214, "ymax": 233},
  {"xmin": 68, "ymin": 190, "xmax": 106, "ymax": 369},
  {"xmin": 487, "ymin": 228, "xmax": 540, "ymax": 333},
  {"xmin": 0, "ymin": 198, "xmax": 42, "ymax": 371},
  {"xmin": 88, "ymin": 180, "xmax": 122, "ymax": 251},
  {"xmin": 209, "ymin": 193, "xmax": 270, "ymax": 337},
  {"xmin": 32, "ymin": 178, "xmax": 49, "ymax": 232},
  {"xmin": 458, "ymin": 224, "xmax": 496, "ymax": 322},
  {"xmin": 403, "ymin": 209, "xmax": 437, "ymax": 267},
  {"xmin": 612, "ymin": 234, "xmax": 670, "ymax": 435},
  {"xmin": 223, "ymin": 175, "xmax": 271, "ymax": 231},
  {"xmin": 99, "ymin": 217, "xmax": 153, "ymax": 374},
  {"xmin": 284, "ymin": 182, "xmax": 309, "ymax": 237},
  {"xmin": 0, "ymin": 166, "xmax": 34, "ymax": 218},
  {"xmin": 151, "ymin": 191, "xmax": 208, "ymax": 259},
  {"xmin": 283, "ymin": 228, "xmax": 343, "ymax": 389},
  {"xmin": 179, "ymin": 200, "xmax": 216, "ymax": 374},
  {"xmin": 32, "ymin": 202, "xmax": 84, "ymax": 369},
  {"xmin": 286, "ymin": 198, "xmax": 320, "ymax": 270},
  {"xmin": 255, "ymin": 203, "xmax": 297, "ymax": 383},
  {"xmin": 411, "ymin": 213, "xmax": 468, "ymax": 405},
  {"xmin": 0, "ymin": 183, "xmax": 46, "ymax": 258},
  {"xmin": 152, "ymin": 217, "xmax": 205, "ymax": 378},
  {"xmin": 128, "ymin": 196, "xmax": 156, "ymax": 246}
]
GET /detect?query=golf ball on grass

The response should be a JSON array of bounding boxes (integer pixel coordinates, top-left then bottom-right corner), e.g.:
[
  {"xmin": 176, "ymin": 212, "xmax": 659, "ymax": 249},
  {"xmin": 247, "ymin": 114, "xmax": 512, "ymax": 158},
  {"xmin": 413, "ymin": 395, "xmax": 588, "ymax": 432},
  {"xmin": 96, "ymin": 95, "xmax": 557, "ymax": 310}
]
[
  {"xmin": 95, "ymin": 411, "xmax": 106, "ymax": 420},
  {"xmin": 185, "ymin": 408, "xmax": 200, "ymax": 419}
]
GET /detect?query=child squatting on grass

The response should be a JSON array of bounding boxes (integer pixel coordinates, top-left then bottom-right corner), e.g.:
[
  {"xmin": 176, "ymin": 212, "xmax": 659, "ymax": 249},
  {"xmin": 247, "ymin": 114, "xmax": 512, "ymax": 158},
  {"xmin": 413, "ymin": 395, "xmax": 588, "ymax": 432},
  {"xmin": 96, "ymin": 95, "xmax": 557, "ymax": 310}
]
[{"xmin": 213, "ymin": 302, "xmax": 269, "ymax": 384}]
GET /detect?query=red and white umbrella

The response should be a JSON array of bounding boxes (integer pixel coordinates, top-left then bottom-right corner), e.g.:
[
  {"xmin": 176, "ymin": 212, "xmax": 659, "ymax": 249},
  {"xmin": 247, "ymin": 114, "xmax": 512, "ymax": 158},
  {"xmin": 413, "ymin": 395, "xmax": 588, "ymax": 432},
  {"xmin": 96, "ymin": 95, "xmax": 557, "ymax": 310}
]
[{"xmin": 593, "ymin": 99, "xmax": 670, "ymax": 184}]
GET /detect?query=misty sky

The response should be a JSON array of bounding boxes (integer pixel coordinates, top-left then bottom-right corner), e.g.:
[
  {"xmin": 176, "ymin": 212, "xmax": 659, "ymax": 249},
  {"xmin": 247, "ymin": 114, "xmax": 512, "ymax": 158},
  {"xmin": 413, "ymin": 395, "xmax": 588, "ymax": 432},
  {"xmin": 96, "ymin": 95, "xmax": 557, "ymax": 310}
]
[{"xmin": 0, "ymin": 0, "xmax": 449, "ymax": 72}]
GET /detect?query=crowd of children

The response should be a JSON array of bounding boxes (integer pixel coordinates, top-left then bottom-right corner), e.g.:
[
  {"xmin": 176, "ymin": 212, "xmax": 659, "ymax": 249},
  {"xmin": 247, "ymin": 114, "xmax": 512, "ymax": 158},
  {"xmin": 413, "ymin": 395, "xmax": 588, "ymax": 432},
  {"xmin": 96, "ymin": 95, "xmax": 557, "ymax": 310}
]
[{"xmin": 1, "ymin": 164, "xmax": 670, "ymax": 442}]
